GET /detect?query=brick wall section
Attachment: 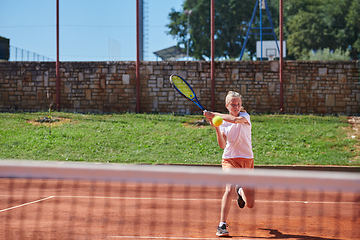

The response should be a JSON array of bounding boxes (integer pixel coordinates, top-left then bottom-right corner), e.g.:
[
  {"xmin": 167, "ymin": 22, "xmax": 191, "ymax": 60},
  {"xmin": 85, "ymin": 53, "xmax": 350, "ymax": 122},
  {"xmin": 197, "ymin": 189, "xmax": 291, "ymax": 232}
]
[{"xmin": 0, "ymin": 60, "xmax": 359, "ymax": 115}]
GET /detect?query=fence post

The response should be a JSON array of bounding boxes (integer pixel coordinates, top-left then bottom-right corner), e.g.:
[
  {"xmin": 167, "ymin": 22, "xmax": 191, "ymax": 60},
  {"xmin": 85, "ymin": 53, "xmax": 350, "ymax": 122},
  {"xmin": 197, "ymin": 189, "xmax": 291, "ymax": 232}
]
[
  {"xmin": 279, "ymin": 0, "xmax": 284, "ymax": 112},
  {"xmin": 56, "ymin": 0, "xmax": 60, "ymax": 111},
  {"xmin": 211, "ymin": 0, "xmax": 215, "ymax": 111}
]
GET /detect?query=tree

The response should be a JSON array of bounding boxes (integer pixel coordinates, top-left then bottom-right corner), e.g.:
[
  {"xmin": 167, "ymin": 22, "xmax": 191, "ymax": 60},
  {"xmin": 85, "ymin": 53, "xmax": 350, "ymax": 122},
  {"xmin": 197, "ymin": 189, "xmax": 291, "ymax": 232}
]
[
  {"xmin": 345, "ymin": 0, "xmax": 360, "ymax": 59},
  {"xmin": 284, "ymin": 0, "xmax": 359, "ymax": 59},
  {"xmin": 166, "ymin": 0, "xmax": 359, "ymax": 60},
  {"xmin": 166, "ymin": 0, "xmax": 257, "ymax": 60}
]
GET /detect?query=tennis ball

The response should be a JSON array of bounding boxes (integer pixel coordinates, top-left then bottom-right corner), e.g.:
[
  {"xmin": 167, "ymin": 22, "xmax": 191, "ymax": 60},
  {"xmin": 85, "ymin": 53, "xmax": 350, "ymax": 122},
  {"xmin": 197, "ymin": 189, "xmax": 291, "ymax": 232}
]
[{"xmin": 212, "ymin": 116, "xmax": 223, "ymax": 127}]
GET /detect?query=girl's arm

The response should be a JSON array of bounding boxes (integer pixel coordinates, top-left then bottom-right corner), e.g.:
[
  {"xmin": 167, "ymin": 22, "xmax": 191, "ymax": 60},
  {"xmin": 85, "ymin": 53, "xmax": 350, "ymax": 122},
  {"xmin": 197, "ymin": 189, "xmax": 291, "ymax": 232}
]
[
  {"xmin": 203, "ymin": 111, "xmax": 227, "ymax": 149},
  {"xmin": 204, "ymin": 111, "xmax": 248, "ymax": 124},
  {"xmin": 215, "ymin": 126, "xmax": 226, "ymax": 149}
]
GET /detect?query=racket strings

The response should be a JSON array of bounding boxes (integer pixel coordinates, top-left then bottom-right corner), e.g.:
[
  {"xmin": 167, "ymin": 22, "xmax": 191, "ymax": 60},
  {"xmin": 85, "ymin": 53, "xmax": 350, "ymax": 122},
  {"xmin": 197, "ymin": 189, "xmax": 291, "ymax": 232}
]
[{"xmin": 171, "ymin": 76, "xmax": 195, "ymax": 100}]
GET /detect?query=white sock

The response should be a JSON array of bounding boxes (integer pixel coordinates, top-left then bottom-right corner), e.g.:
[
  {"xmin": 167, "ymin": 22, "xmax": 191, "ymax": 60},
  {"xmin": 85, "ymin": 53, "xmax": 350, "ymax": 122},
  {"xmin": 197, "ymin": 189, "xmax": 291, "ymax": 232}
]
[{"xmin": 219, "ymin": 222, "xmax": 226, "ymax": 227}]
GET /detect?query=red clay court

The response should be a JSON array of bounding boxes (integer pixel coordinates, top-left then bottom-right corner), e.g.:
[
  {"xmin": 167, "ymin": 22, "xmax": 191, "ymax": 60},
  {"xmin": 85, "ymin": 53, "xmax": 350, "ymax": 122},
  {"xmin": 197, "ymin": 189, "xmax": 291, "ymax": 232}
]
[{"xmin": 1, "ymin": 162, "xmax": 359, "ymax": 239}]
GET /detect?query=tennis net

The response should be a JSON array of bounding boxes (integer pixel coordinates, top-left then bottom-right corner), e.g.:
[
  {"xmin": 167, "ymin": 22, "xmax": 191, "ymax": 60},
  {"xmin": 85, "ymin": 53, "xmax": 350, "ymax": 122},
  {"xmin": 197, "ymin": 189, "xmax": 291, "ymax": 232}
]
[{"xmin": 0, "ymin": 160, "xmax": 359, "ymax": 239}]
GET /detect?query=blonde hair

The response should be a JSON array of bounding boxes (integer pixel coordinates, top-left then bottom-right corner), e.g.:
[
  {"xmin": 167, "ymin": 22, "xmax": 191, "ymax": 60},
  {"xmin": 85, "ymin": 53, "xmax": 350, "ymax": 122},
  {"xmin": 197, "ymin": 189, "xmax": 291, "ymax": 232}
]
[{"xmin": 225, "ymin": 91, "xmax": 246, "ymax": 112}]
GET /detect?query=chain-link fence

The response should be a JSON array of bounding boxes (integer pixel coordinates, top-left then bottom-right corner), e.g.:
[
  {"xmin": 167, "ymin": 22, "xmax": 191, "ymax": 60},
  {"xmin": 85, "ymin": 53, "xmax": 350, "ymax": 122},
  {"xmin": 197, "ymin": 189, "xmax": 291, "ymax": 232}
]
[
  {"xmin": 8, "ymin": 46, "xmax": 54, "ymax": 61},
  {"xmin": 0, "ymin": 0, "xmax": 359, "ymax": 62}
]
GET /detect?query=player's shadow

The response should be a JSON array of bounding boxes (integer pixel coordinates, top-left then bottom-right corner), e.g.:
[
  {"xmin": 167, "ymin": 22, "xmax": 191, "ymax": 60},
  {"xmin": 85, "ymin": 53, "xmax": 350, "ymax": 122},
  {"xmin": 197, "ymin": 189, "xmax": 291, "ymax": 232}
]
[
  {"xmin": 229, "ymin": 228, "xmax": 342, "ymax": 239},
  {"xmin": 253, "ymin": 228, "xmax": 341, "ymax": 240}
]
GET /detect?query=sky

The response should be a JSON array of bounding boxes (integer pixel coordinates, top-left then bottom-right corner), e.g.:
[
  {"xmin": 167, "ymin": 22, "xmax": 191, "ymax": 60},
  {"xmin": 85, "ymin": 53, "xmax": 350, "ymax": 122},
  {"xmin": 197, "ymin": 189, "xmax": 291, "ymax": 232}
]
[{"xmin": 0, "ymin": 0, "xmax": 185, "ymax": 61}]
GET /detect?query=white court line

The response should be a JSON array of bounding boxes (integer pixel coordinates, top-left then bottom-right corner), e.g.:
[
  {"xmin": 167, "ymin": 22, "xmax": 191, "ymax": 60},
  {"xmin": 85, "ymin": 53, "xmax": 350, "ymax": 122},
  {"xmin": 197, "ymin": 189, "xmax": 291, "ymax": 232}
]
[
  {"xmin": 108, "ymin": 236, "xmax": 254, "ymax": 240},
  {"xmin": 0, "ymin": 195, "xmax": 357, "ymax": 205},
  {"xmin": 256, "ymin": 199, "xmax": 359, "ymax": 204},
  {"xmin": 58, "ymin": 196, "xmax": 220, "ymax": 201},
  {"xmin": 55, "ymin": 196, "xmax": 360, "ymax": 204},
  {"xmin": 0, "ymin": 196, "xmax": 54, "ymax": 213}
]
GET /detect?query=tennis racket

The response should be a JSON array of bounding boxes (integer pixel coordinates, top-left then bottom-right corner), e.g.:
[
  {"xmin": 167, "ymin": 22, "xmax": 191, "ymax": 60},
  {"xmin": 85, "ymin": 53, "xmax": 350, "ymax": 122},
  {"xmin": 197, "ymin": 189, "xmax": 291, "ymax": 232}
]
[{"xmin": 169, "ymin": 74, "xmax": 206, "ymax": 111}]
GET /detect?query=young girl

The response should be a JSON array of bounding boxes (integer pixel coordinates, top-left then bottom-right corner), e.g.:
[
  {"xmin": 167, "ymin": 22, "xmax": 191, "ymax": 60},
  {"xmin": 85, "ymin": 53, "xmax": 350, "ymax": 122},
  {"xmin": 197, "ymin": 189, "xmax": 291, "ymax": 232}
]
[{"xmin": 203, "ymin": 91, "xmax": 254, "ymax": 237}]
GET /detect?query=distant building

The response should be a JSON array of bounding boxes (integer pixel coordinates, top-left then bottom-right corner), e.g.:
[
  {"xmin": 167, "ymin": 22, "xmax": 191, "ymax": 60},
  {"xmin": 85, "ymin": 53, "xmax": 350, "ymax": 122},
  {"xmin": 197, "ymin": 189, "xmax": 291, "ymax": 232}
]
[
  {"xmin": 153, "ymin": 46, "xmax": 186, "ymax": 61},
  {"xmin": 0, "ymin": 36, "xmax": 10, "ymax": 61}
]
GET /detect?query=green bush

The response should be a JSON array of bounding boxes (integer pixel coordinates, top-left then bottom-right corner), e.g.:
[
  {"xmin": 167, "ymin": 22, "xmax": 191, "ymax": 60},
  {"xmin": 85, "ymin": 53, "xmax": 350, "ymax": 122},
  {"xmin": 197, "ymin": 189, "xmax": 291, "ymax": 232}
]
[{"xmin": 300, "ymin": 48, "xmax": 351, "ymax": 60}]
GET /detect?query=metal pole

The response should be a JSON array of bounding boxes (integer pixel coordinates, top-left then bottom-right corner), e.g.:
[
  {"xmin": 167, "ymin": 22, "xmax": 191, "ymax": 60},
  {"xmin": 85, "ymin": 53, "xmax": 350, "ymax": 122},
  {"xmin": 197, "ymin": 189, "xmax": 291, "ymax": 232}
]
[
  {"xmin": 239, "ymin": 1, "xmax": 258, "ymax": 60},
  {"xmin": 187, "ymin": 13, "xmax": 189, "ymax": 60},
  {"xmin": 186, "ymin": 10, "xmax": 192, "ymax": 61},
  {"xmin": 211, "ymin": 0, "xmax": 215, "ymax": 111},
  {"xmin": 136, "ymin": 0, "xmax": 141, "ymax": 113},
  {"xmin": 279, "ymin": 0, "xmax": 284, "ymax": 112},
  {"xmin": 139, "ymin": 0, "xmax": 143, "ymax": 61},
  {"xmin": 56, "ymin": 0, "xmax": 60, "ymax": 111},
  {"xmin": 259, "ymin": 0, "xmax": 263, "ymax": 60}
]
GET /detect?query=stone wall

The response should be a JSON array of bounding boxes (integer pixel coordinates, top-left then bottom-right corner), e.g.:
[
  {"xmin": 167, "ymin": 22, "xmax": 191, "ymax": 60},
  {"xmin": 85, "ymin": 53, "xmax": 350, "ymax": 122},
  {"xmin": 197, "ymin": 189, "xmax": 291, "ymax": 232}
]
[{"xmin": 0, "ymin": 60, "xmax": 359, "ymax": 115}]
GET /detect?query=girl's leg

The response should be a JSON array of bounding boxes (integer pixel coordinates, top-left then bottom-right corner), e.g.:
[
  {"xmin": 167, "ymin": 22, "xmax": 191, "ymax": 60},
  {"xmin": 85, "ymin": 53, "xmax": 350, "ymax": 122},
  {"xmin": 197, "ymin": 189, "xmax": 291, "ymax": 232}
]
[
  {"xmin": 240, "ymin": 158, "xmax": 255, "ymax": 208},
  {"xmin": 220, "ymin": 184, "xmax": 235, "ymax": 222},
  {"xmin": 243, "ymin": 187, "xmax": 255, "ymax": 208}
]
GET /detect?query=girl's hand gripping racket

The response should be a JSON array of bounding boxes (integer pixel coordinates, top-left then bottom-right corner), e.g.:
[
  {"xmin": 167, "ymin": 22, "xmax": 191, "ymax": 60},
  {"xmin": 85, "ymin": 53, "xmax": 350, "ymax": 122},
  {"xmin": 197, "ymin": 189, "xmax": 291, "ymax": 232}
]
[{"xmin": 169, "ymin": 74, "xmax": 206, "ymax": 111}]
